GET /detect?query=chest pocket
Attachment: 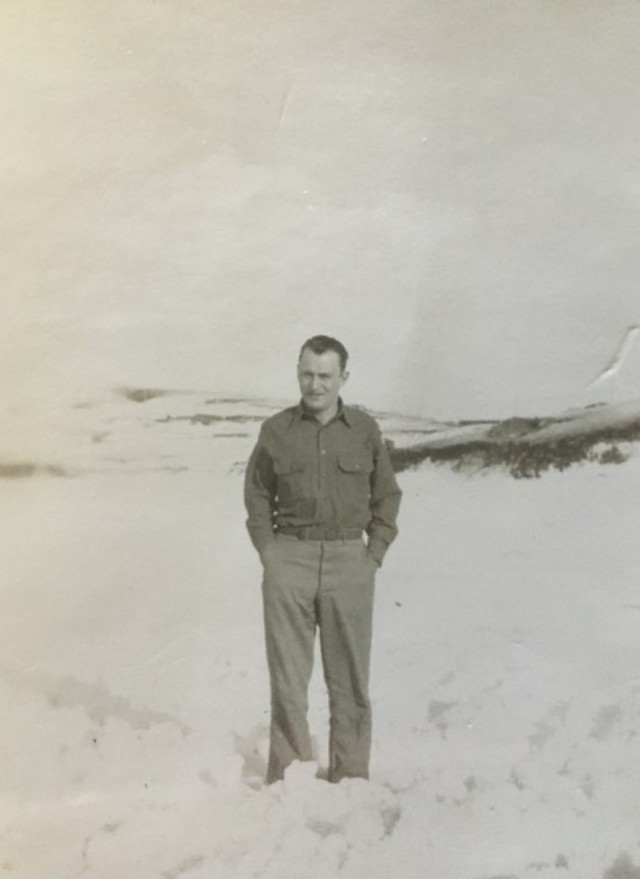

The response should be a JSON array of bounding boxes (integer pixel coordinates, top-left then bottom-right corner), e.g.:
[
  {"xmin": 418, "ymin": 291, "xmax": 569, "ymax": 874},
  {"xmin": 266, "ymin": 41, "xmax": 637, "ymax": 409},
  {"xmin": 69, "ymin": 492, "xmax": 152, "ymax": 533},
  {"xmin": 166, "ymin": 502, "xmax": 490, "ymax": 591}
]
[
  {"xmin": 338, "ymin": 453, "xmax": 374, "ymax": 476},
  {"xmin": 337, "ymin": 452, "xmax": 374, "ymax": 514},
  {"xmin": 274, "ymin": 458, "xmax": 307, "ymax": 504}
]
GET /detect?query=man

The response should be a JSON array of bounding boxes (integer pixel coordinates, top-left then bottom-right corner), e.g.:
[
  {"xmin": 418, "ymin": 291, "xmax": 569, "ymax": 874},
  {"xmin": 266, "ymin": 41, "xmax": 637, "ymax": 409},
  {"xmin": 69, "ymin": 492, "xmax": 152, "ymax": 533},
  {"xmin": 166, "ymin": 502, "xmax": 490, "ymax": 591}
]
[{"xmin": 244, "ymin": 335, "xmax": 402, "ymax": 784}]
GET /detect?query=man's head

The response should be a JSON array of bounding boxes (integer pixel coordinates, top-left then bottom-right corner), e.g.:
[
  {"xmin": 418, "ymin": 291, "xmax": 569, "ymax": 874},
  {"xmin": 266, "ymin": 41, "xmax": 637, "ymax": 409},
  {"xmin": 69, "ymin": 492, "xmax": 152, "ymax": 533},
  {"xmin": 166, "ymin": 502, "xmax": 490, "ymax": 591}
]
[{"xmin": 297, "ymin": 335, "xmax": 349, "ymax": 420}]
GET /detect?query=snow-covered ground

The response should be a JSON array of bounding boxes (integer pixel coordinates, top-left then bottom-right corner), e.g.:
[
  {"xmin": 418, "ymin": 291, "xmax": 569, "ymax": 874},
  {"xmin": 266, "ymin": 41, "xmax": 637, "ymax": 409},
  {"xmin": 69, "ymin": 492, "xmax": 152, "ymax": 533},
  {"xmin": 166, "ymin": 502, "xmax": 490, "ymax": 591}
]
[{"xmin": 1, "ymin": 393, "xmax": 640, "ymax": 878}]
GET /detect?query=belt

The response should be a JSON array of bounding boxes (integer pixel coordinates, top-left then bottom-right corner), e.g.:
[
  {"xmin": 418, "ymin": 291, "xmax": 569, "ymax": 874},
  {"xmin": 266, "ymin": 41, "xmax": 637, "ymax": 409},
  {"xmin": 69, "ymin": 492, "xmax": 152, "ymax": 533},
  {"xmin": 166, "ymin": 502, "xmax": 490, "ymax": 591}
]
[{"xmin": 278, "ymin": 526, "xmax": 363, "ymax": 541}]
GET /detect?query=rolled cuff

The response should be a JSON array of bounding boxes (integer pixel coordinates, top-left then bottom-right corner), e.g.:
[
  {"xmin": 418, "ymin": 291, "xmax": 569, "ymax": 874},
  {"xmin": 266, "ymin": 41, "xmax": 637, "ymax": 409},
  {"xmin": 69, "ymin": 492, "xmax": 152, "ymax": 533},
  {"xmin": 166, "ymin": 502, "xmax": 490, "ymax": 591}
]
[{"xmin": 366, "ymin": 538, "xmax": 387, "ymax": 567}]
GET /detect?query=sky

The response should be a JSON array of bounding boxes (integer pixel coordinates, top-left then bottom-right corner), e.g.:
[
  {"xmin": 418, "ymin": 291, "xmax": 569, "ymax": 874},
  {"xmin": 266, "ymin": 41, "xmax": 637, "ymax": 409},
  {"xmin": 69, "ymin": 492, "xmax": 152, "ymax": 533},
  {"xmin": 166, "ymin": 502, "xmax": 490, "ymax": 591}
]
[{"xmin": 2, "ymin": 0, "xmax": 640, "ymax": 419}]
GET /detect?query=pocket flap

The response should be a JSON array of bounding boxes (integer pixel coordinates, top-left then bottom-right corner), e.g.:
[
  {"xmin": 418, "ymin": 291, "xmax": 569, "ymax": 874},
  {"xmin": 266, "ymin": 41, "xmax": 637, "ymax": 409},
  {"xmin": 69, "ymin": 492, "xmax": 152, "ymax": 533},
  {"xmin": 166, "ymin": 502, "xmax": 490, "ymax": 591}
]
[
  {"xmin": 338, "ymin": 453, "xmax": 373, "ymax": 474},
  {"xmin": 274, "ymin": 458, "xmax": 305, "ymax": 475}
]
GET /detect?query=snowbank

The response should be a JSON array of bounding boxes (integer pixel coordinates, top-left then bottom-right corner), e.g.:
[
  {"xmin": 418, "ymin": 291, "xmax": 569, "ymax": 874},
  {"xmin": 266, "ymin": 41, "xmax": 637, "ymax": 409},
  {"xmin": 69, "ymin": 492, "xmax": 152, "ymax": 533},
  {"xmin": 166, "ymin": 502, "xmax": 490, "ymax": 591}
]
[{"xmin": 1, "ymin": 395, "xmax": 640, "ymax": 877}]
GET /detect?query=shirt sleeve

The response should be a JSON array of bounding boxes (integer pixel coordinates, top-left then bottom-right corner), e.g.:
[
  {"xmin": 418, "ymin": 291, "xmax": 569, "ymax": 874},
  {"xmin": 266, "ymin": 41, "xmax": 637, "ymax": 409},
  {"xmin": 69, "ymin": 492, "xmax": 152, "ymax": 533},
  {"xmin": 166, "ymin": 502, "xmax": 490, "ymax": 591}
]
[
  {"xmin": 366, "ymin": 425, "xmax": 402, "ymax": 566},
  {"xmin": 244, "ymin": 426, "xmax": 278, "ymax": 556}
]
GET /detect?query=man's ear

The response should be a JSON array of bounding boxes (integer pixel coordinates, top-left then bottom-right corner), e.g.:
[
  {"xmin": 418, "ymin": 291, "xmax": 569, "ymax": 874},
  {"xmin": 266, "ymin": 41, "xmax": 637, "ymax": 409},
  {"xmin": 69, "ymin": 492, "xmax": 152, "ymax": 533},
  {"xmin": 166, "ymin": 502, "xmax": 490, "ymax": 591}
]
[{"xmin": 341, "ymin": 370, "xmax": 350, "ymax": 386}]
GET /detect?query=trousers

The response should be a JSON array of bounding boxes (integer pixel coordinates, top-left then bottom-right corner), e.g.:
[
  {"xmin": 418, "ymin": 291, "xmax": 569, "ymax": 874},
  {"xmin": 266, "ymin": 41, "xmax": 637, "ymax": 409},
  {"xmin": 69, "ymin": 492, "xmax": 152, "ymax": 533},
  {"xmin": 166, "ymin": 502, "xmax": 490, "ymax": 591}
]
[{"xmin": 261, "ymin": 533, "xmax": 377, "ymax": 784}]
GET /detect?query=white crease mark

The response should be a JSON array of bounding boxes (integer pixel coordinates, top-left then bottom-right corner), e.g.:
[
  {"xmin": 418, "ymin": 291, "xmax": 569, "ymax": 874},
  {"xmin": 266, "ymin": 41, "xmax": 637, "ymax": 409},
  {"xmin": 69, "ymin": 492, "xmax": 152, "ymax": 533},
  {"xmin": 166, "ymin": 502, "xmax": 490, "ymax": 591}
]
[
  {"xmin": 586, "ymin": 325, "xmax": 639, "ymax": 389},
  {"xmin": 277, "ymin": 81, "xmax": 295, "ymax": 129}
]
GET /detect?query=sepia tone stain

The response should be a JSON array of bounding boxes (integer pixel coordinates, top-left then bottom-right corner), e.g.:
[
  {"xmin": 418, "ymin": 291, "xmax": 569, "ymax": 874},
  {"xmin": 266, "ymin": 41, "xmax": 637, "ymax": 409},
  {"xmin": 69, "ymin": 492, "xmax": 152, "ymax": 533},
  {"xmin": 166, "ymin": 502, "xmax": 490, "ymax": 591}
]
[
  {"xmin": 0, "ymin": 664, "xmax": 189, "ymax": 734},
  {"xmin": 603, "ymin": 852, "xmax": 640, "ymax": 879},
  {"xmin": 589, "ymin": 704, "xmax": 623, "ymax": 740}
]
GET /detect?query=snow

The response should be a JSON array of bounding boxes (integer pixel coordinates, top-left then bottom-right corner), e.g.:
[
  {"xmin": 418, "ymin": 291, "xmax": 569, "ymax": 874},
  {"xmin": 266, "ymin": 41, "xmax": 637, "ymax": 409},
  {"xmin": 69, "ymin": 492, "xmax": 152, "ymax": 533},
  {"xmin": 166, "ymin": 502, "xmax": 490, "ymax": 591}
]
[{"xmin": 1, "ymin": 395, "xmax": 640, "ymax": 878}]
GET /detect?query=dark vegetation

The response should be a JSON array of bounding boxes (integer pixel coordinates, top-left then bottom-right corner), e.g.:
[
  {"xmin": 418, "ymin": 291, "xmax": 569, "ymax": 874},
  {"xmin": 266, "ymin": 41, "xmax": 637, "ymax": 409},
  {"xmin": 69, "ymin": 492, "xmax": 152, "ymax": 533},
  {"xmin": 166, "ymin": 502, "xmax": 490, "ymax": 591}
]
[
  {"xmin": 204, "ymin": 397, "xmax": 266, "ymax": 406},
  {"xmin": 157, "ymin": 414, "xmax": 264, "ymax": 425},
  {"xmin": 84, "ymin": 393, "xmax": 638, "ymax": 479},
  {"xmin": 389, "ymin": 419, "xmax": 640, "ymax": 478}
]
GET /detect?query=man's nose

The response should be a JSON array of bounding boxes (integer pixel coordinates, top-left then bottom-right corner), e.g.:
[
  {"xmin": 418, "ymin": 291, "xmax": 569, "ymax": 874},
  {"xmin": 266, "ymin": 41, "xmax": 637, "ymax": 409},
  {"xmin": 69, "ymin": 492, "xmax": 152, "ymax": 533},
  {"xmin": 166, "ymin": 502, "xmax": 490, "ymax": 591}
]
[{"xmin": 309, "ymin": 376, "xmax": 321, "ymax": 390}]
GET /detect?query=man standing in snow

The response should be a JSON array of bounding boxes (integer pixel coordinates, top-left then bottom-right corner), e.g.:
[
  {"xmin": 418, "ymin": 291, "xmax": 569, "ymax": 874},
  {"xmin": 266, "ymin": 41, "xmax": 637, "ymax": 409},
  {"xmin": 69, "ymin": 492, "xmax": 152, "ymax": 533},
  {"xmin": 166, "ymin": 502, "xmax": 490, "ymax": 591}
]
[{"xmin": 244, "ymin": 335, "xmax": 402, "ymax": 784}]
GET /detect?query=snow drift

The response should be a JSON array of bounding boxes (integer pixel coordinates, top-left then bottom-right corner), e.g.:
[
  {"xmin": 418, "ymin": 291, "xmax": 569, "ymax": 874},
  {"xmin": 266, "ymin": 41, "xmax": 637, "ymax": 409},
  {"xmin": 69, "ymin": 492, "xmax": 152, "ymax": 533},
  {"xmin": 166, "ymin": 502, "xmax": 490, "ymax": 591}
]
[{"xmin": 1, "ymin": 391, "xmax": 639, "ymax": 878}]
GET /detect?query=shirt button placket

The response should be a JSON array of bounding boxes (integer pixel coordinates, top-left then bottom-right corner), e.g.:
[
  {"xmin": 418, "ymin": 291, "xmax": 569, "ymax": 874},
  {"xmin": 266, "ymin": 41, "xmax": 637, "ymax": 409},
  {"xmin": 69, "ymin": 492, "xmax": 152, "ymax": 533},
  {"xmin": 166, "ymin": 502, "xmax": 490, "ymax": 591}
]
[{"xmin": 317, "ymin": 429, "xmax": 326, "ymax": 521}]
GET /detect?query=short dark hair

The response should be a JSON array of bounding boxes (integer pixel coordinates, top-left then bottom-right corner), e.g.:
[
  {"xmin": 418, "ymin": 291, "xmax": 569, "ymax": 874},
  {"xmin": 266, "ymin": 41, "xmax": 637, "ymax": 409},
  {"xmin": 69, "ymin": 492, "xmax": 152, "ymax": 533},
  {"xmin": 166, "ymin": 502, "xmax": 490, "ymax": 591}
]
[{"xmin": 299, "ymin": 335, "xmax": 349, "ymax": 372}]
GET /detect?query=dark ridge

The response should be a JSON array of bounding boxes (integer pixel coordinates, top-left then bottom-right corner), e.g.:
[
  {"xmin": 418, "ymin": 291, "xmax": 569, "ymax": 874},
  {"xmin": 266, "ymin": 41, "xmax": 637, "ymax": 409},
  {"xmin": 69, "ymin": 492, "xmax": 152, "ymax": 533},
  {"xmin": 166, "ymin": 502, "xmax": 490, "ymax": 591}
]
[
  {"xmin": 204, "ymin": 397, "xmax": 282, "ymax": 409},
  {"xmin": 156, "ymin": 414, "xmax": 265, "ymax": 425},
  {"xmin": 0, "ymin": 462, "xmax": 68, "ymax": 479},
  {"xmin": 204, "ymin": 397, "xmax": 247, "ymax": 405},
  {"xmin": 117, "ymin": 387, "xmax": 171, "ymax": 403},
  {"xmin": 486, "ymin": 416, "xmax": 552, "ymax": 439},
  {"xmin": 388, "ymin": 418, "xmax": 640, "ymax": 478},
  {"xmin": 389, "ymin": 428, "xmax": 443, "ymax": 436}
]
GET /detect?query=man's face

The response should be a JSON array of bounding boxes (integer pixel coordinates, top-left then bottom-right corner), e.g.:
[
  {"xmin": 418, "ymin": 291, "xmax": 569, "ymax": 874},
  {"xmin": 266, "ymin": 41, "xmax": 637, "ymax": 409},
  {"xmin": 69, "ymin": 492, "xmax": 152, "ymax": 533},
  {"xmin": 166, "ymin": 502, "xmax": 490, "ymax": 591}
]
[{"xmin": 297, "ymin": 348, "xmax": 348, "ymax": 417}]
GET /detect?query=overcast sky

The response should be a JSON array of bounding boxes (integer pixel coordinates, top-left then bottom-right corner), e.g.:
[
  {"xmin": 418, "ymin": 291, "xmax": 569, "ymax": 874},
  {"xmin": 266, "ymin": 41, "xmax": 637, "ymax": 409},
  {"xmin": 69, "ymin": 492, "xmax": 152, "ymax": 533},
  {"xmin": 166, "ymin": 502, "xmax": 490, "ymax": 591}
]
[{"xmin": 2, "ymin": 0, "xmax": 640, "ymax": 419}]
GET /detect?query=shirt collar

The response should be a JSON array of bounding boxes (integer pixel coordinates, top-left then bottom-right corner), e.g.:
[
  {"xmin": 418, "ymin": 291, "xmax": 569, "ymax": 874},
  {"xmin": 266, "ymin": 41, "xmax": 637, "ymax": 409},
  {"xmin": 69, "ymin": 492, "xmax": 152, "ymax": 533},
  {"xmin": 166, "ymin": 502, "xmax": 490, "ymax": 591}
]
[{"xmin": 291, "ymin": 397, "xmax": 351, "ymax": 427}]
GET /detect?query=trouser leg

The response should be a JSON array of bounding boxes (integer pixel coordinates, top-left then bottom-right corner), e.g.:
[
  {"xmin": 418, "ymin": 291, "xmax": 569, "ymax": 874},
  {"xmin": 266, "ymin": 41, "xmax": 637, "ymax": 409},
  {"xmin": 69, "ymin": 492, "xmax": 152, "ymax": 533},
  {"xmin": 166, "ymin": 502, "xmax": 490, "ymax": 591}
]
[
  {"xmin": 318, "ymin": 540, "xmax": 376, "ymax": 783},
  {"xmin": 262, "ymin": 536, "xmax": 319, "ymax": 783}
]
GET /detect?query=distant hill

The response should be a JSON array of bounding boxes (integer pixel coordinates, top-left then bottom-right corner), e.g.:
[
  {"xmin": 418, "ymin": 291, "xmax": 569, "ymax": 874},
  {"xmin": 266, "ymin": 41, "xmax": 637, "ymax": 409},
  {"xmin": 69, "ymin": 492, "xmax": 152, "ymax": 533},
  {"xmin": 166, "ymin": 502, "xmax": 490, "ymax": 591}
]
[
  {"xmin": 390, "ymin": 400, "xmax": 640, "ymax": 477},
  {"xmin": 1, "ymin": 389, "xmax": 639, "ymax": 479}
]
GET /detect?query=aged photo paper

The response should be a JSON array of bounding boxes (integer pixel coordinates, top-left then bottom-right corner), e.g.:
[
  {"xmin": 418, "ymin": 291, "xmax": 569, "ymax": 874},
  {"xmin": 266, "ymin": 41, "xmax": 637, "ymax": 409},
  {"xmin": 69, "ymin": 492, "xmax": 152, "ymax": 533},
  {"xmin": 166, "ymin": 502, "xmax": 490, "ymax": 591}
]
[{"xmin": 2, "ymin": 2, "xmax": 640, "ymax": 877}]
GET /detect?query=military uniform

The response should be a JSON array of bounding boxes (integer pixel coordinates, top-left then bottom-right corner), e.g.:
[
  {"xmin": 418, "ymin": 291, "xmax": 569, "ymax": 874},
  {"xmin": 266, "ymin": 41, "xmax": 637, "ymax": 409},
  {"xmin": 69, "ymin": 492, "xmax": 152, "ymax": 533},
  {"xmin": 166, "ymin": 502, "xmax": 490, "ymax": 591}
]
[{"xmin": 244, "ymin": 399, "xmax": 401, "ymax": 782}]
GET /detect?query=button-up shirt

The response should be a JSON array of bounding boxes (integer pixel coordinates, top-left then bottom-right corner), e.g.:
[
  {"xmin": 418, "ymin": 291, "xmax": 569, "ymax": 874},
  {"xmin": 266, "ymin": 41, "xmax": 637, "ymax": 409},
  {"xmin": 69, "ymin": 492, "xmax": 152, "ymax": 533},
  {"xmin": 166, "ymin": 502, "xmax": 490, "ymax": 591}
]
[{"xmin": 244, "ymin": 399, "xmax": 402, "ymax": 566}]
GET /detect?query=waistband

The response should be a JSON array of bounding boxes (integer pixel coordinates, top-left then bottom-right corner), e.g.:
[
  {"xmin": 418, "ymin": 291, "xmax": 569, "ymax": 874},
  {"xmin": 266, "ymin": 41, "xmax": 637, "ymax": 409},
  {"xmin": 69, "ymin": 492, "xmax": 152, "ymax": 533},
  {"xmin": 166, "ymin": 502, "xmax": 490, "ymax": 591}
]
[{"xmin": 277, "ymin": 526, "xmax": 363, "ymax": 541}]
